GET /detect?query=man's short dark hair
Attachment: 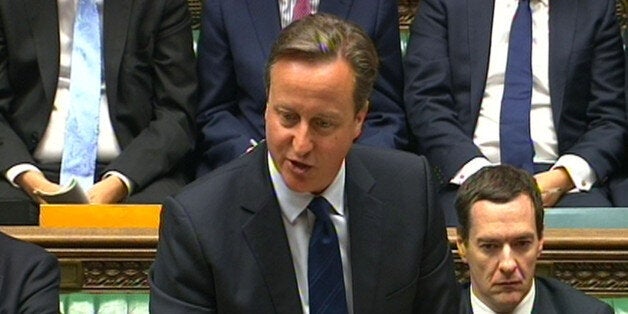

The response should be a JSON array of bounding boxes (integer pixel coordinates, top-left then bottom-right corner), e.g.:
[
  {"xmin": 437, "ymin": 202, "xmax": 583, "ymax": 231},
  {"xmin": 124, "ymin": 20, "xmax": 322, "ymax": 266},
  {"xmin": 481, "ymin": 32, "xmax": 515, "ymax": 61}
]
[
  {"xmin": 265, "ymin": 13, "xmax": 379, "ymax": 113},
  {"xmin": 455, "ymin": 165, "xmax": 544, "ymax": 242}
]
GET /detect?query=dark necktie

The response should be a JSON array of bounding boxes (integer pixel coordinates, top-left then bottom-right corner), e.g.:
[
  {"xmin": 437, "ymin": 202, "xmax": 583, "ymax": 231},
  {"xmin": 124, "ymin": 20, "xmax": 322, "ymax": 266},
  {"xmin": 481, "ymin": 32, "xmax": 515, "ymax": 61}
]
[
  {"xmin": 60, "ymin": 0, "xmax": 102, "ymax": 190},
  {"xmin": 307, "ymin": 196, "xmax": 348, "ymax": 314},
  {"xmin": 292, "ymin": 0, "xmax": 311, "ymax": 21},
  {"xmin": 499, "ymin": 0, "xmax": 534, "ymax": 173}
]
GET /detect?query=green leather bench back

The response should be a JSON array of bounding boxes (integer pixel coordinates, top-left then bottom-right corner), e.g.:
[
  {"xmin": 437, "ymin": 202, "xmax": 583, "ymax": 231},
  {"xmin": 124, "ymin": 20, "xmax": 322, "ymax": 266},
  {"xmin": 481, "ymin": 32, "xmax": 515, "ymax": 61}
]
[
  {"xmin": 60, "ymin": 294, "xmax": 148, "ymax": 314},
  {"xmin": 59, "ymin": 293, "xmax": 628, "ymax": 313}
]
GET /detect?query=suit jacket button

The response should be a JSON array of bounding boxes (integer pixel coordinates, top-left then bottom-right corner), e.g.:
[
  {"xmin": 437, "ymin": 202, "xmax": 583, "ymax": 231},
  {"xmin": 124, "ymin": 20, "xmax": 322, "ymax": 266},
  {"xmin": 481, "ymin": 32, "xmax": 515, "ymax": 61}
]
[{"xmin": 31, "ymin": 132, "xmax": 39, "ymax": 143}]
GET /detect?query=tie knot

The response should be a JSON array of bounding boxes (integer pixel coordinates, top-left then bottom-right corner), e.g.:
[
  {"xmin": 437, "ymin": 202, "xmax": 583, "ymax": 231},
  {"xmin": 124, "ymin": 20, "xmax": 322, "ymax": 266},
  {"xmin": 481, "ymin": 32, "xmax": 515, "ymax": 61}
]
[{"xmin": 308, "ymin": 196, "xmax": 333, "ymax": 222}]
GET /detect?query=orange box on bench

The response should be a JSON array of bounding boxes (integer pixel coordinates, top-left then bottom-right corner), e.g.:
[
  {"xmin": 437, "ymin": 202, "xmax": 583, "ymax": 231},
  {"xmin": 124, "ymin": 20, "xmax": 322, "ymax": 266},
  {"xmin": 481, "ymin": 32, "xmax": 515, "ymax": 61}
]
[{"xmin": 40, "ymin": 204, "xmax": 162, "ymax": 228}]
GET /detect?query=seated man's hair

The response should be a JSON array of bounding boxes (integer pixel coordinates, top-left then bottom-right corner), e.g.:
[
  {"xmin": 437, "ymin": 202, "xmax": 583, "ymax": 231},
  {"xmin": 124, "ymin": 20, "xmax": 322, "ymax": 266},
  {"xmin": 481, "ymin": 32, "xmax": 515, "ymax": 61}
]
[
  {"xmin": 265, "ymin": 13, "xmax": 379, "ymax": 113},
  {"xmin": 455, "ymin": 165, "xmax": 544, "ymax": 242}
]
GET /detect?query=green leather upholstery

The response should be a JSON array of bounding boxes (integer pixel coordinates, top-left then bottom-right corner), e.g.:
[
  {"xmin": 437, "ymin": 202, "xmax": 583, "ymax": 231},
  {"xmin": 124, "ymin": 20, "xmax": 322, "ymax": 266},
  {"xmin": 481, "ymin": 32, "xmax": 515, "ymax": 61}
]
[
  {"xmin": 59, "ymin": 293, "xmax": 628, "ymax": 313},
  {"xmin": 602, "ymin": 298, "xmax": 628, "ymax": 314},
  {"xmin": 545, "ymin": 207, "xmax": 628, "ymax": 228},
  {"xmin": 60, "ymin": 293, "xmax": 148, "ymax": 314}
]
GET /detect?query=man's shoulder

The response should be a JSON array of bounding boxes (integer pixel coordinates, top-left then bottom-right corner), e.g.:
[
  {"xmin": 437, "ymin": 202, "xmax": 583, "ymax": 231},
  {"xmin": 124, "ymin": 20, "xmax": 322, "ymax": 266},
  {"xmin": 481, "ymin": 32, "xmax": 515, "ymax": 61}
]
[
  {"xmin": 0, "ymin": 231, "xmax": 51, "ymax": 260},
  {"xmin": 349, "ymin": 144, "xmax": 429, "ymax": 172},
  {"xmin": 0, "ymin": 231, "xmax": 57, "ymax": 277},
  {"xmin": 172, "ymin": 147, "xmax": 265, "ymax": 208},
  {"xmin": 536, "ymin": 277, "xmax": 613, "ymax": 313},
  {"xmin": 350, "ymin": 144, "xmax": 427, "ymax": 164}
]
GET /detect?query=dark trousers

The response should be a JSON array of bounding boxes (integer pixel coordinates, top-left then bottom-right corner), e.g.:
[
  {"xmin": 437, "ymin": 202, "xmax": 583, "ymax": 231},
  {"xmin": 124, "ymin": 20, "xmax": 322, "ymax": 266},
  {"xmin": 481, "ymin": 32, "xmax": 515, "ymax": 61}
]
[{"xmin": 0, "ymin": 162, "xmax": 189, "ymax": 225}]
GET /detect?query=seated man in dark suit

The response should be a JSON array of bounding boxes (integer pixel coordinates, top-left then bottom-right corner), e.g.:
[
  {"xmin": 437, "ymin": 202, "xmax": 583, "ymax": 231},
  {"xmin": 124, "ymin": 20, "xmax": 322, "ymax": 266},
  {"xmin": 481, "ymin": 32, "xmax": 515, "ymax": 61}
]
[
  {"xmin": 405, "ymin": 0, "xmax": 626, "ymax": 226},
  {"xmin": 0, "ymin": 230, "xmax": 60, "ymax": 313},
  {"xmin": 0, "ymin": 0, "xmax": 197, "ymax": 224},
  {"xmin": 150, "ymin": 13, "xmax": 459, "ymax": 313},
  {"xmin": 455, "ymin": 165, "xmax": 613, "ymax": 314},
  {"xmin": 195, "ymin": 0, "xmax": 408, "ymax": 176}
]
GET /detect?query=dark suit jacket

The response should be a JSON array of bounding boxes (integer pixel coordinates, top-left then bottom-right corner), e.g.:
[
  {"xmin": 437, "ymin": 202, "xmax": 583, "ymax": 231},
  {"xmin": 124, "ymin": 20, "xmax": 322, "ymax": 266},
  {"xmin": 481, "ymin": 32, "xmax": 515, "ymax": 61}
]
[
  {"xmin": 404, "ymin": 0, "xmax": 626, "ymax": 186},
  {"xmin": 150, "ymin": 143, "xmax": 459, "ymax": 313},
  {"xmin": 195, "ymin": 0, "xmax": 407, "ymax": 174},
  {"xmin": 0, "ymin": 231, "xmax": 59, "ymax": 313},
  {"xmin": 459, "ymin": 277, "xmax": 614, "ymax": 314},
  {"xmin": 0, "ymin": 0, "xmax": 197, "ymax": 190}
]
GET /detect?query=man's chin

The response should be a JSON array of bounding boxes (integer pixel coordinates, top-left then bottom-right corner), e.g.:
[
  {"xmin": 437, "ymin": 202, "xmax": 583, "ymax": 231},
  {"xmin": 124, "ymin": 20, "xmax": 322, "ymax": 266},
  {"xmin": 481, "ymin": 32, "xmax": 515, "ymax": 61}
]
[{"xmin": 491, "ymin": 291, "xmax": 525, "ymax": 312}]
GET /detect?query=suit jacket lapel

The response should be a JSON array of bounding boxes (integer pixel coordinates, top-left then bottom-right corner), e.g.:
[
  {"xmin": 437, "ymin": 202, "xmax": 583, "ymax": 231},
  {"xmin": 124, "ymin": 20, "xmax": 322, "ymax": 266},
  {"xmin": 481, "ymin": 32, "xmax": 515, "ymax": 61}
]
[
  {"xmin": 241, "ymin": 144, "xmax": 303, "ymax": 314},
  {"xmin": 468, "ymin": 0, "xmax": 494, "ymax": 123},
  {"xmin": 459, "ymin": 284, "xmax": 473, "ymax": 314},
  {"xmin": 103, "ymin": 0, "xmax": 132, "ymax": 109},
  {"xmin": 245, "ymin": 0, "xmax": 281, "ymax": 63},
  {"xmin": 22, "ymin": 0, "xmax": 59, "ymax": 104},
  {"xmin": 319, "ymin": 0, "xmax": 353, "ymax": 19},
  {"xmin": 548, "ymin": 0, "xmax": 576, "ymax": 130},
  {"xmin": 345, "ymin": 150, "xmax": 386, "ymax": 313},
  {"xmin": 531, "ymin": 278, "xmax": 559, "ymax": 313}
]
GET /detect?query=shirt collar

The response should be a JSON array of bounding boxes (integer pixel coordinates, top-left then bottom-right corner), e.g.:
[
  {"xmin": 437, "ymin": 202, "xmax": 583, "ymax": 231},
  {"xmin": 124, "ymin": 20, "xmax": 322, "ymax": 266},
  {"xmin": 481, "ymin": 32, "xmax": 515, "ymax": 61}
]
[
  {"xmin": 268, "ymin": 153, "xmax": 346, "ymax": 224},
  {"xmin": 470, "ymin": 279, "xmax": 536, "ymax": 314},
  {"xmin": 532, "ymin": 0, "xmax": 549, "ymax": 8}
]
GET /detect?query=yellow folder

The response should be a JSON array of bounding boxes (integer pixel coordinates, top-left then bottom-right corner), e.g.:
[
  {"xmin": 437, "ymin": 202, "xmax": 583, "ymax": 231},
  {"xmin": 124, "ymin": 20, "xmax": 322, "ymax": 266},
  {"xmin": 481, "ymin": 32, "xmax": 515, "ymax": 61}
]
[{"xmin": 40, "ymin": 204, "xmax": 161, "ymax": 228}]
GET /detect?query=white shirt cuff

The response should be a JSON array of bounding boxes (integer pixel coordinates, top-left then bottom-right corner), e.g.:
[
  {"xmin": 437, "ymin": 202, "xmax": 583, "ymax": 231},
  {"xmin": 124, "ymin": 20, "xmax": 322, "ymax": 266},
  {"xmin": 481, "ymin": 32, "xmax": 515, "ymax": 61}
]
[
  {"xmin": 103, "ymin": 171, "xmax": 134, "ymax": 196},
  {"xmin": 553, "ymin": 154, "xmax": 597, "ymax": 191},
  {"xmin": 5, "ymin": 164, "xmax": 42, "ymax": 188},
  {"xmin": 450, "ymin": 157, "xmax": 494, "ymax": 185}
]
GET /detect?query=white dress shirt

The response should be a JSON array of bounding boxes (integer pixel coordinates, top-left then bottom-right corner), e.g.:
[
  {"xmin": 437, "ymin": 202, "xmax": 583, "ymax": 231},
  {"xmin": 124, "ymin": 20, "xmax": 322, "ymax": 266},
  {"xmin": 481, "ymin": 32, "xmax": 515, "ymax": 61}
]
[
  {"xmin": 268, "ymin": 153, "xmax": 354, "ymax": 314},
  {"xmin": 470, "ymin": 280, "xmax": 536, "ymax": 314},
  {"xmin": 452, "ymin": 0, "xmax": 596, "ymax": 192}
]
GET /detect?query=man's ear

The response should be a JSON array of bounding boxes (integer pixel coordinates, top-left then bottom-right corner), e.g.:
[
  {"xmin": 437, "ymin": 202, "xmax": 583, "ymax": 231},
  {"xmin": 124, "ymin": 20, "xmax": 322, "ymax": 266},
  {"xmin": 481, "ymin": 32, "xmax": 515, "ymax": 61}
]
[
  {"xmin": 456, "ymin": 236, "xmax": 468, "ymax": 263},
  {"xmin": 537, "ymin": 237, "xmax": 544, "ymax": 258}
]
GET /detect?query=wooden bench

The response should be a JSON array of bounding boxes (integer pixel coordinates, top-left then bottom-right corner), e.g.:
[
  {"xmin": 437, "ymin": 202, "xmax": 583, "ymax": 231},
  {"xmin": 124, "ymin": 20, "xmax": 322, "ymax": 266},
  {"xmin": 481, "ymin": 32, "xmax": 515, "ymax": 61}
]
[{"xmin": 1, "ymin": 226, "xmax": 625, "ymax": 298}]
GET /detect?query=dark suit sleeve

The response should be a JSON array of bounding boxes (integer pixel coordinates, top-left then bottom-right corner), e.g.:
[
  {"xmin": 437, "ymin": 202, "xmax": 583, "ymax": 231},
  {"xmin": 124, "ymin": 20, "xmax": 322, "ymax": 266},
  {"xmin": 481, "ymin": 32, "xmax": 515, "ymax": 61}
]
[
  {"xmin": 0, "ymin": 7, "xmax": 38, "ymax": 172},
  {"xmin": 414, "ymin": 156, "xmax": 460, "ymax": 313},
  {"xmin": 560, "ymin": 0, "xmax": 626, "ymax": 180},
  {"xmin": 18, "ymin": 250, "xmax": 60, "ymax": 314},
  {"xmin": 150, "ymin": 197, "xmax": 216, "ymax": 313},
  {"xmin": 105, "ymin": 0, "xmax": 197, "ymax": 189},
  {"xmin": 355, "ymin": 0, "xmax": 408, "ymax": 150},
  {"xmin": 195, "ymin": 0, "xmax": 259, "ymax": 174},
  {"xmin": 403, "ymin": 0, "xmax": 484, "ymax": 183}
]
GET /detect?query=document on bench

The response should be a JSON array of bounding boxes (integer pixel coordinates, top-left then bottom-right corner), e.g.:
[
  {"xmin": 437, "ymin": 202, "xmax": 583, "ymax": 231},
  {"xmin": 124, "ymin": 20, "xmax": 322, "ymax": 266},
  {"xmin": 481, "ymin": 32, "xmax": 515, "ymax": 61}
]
[{"xmin": 33, "ymin": 178, "xmax": 89, "ymax": 204}]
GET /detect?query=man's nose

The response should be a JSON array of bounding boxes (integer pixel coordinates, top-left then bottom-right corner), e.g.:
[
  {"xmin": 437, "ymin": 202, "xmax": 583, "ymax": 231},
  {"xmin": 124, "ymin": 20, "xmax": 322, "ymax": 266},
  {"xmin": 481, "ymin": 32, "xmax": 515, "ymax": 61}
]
[
  {"xmin": 498, "ymin": 245, "xmax": 517, "ymax": 275},
  {"xmin": 292, "ymin": 123, "xmax": 314, "ymax": 156}
]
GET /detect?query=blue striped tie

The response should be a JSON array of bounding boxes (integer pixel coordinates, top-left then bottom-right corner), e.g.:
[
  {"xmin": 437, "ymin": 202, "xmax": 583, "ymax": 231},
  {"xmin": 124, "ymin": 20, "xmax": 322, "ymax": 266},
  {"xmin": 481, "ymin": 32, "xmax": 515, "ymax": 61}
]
[
  {"xmin": 60, "ymin": 0, "xmax": 101, "ymax": 190},
  {"xmin": 500, "ymin": 0, "xmax": 534, "ymax": 173},
  {"xmin": 308, "ymin": 196, "xmax": 348, "ymax": 314}
]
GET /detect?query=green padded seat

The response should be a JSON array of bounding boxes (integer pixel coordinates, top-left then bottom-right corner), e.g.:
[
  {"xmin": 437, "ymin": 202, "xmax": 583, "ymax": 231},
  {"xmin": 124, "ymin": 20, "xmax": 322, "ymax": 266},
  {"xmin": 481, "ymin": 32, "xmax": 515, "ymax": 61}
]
[
  {"xmin": 544, "ymin": 207, "xmax": 628, "ymax": 228},
  {"xmin": 60, "ymin": 293, "xmax": 149, "ymax": 314},
  {"xmin": 602, "ymin": 298, "xmax": 628, "ymax": 314}
]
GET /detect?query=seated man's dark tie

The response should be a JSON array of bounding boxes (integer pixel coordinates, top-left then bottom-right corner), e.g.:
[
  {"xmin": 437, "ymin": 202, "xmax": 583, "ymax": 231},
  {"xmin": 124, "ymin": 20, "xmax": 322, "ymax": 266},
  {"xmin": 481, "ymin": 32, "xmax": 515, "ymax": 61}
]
[
  {"xmin": 307, "ymin": 196, "xmax": 348, "ymax": 314},
  {"xmin": 500, "ymin": 0, "xmax": 534, "ymax": 173}
]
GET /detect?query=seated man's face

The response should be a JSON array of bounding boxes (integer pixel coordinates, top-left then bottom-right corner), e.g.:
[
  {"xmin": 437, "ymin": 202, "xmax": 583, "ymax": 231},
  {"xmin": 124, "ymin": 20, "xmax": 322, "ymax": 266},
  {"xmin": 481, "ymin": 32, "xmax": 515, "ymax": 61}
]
[
  {"xmin": 265, "ymin": 57, "xmax": 366, "ymax": 194},
  {"xmin": 457, "ymin": 194, "xmax": 543, "ymax": 313}
]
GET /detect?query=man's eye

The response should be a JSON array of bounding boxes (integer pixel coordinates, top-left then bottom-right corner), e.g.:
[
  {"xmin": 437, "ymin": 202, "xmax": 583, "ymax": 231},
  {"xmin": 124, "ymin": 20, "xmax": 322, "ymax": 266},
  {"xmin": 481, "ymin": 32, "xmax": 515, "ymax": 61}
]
[
  {"xmin": 315, "ymin": 120, "xmax": 333, "ymax": 129},
  {"xmin": 480, "ymin": 243, "xmax": 499, "ymax": 252},
  {"xmin": 280, "ymin": 112, "xmax": 298, "ymax": 124},
  {"xmin": 514, "ymin": 240, "xmax": 532, "ymax": 250}
]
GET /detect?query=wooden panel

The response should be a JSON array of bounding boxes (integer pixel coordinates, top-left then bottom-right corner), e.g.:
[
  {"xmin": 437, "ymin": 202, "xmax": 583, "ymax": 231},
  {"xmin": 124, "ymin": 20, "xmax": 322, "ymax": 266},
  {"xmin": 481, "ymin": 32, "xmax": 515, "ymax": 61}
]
[{"xmin": 1, "ymin": 226, "xmax": 626, "ymax": 297}]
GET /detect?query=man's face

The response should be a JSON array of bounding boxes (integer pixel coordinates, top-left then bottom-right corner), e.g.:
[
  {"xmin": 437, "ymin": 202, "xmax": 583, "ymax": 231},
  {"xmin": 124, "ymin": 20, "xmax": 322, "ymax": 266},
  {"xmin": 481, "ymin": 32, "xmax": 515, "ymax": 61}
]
[
  {"xmin": 457, "ymin": 194, "xmax": 543, "ymax": 313},
  {"xmin": 265, "ymin": 58, "xmax": 366, "ymax": 194}
]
